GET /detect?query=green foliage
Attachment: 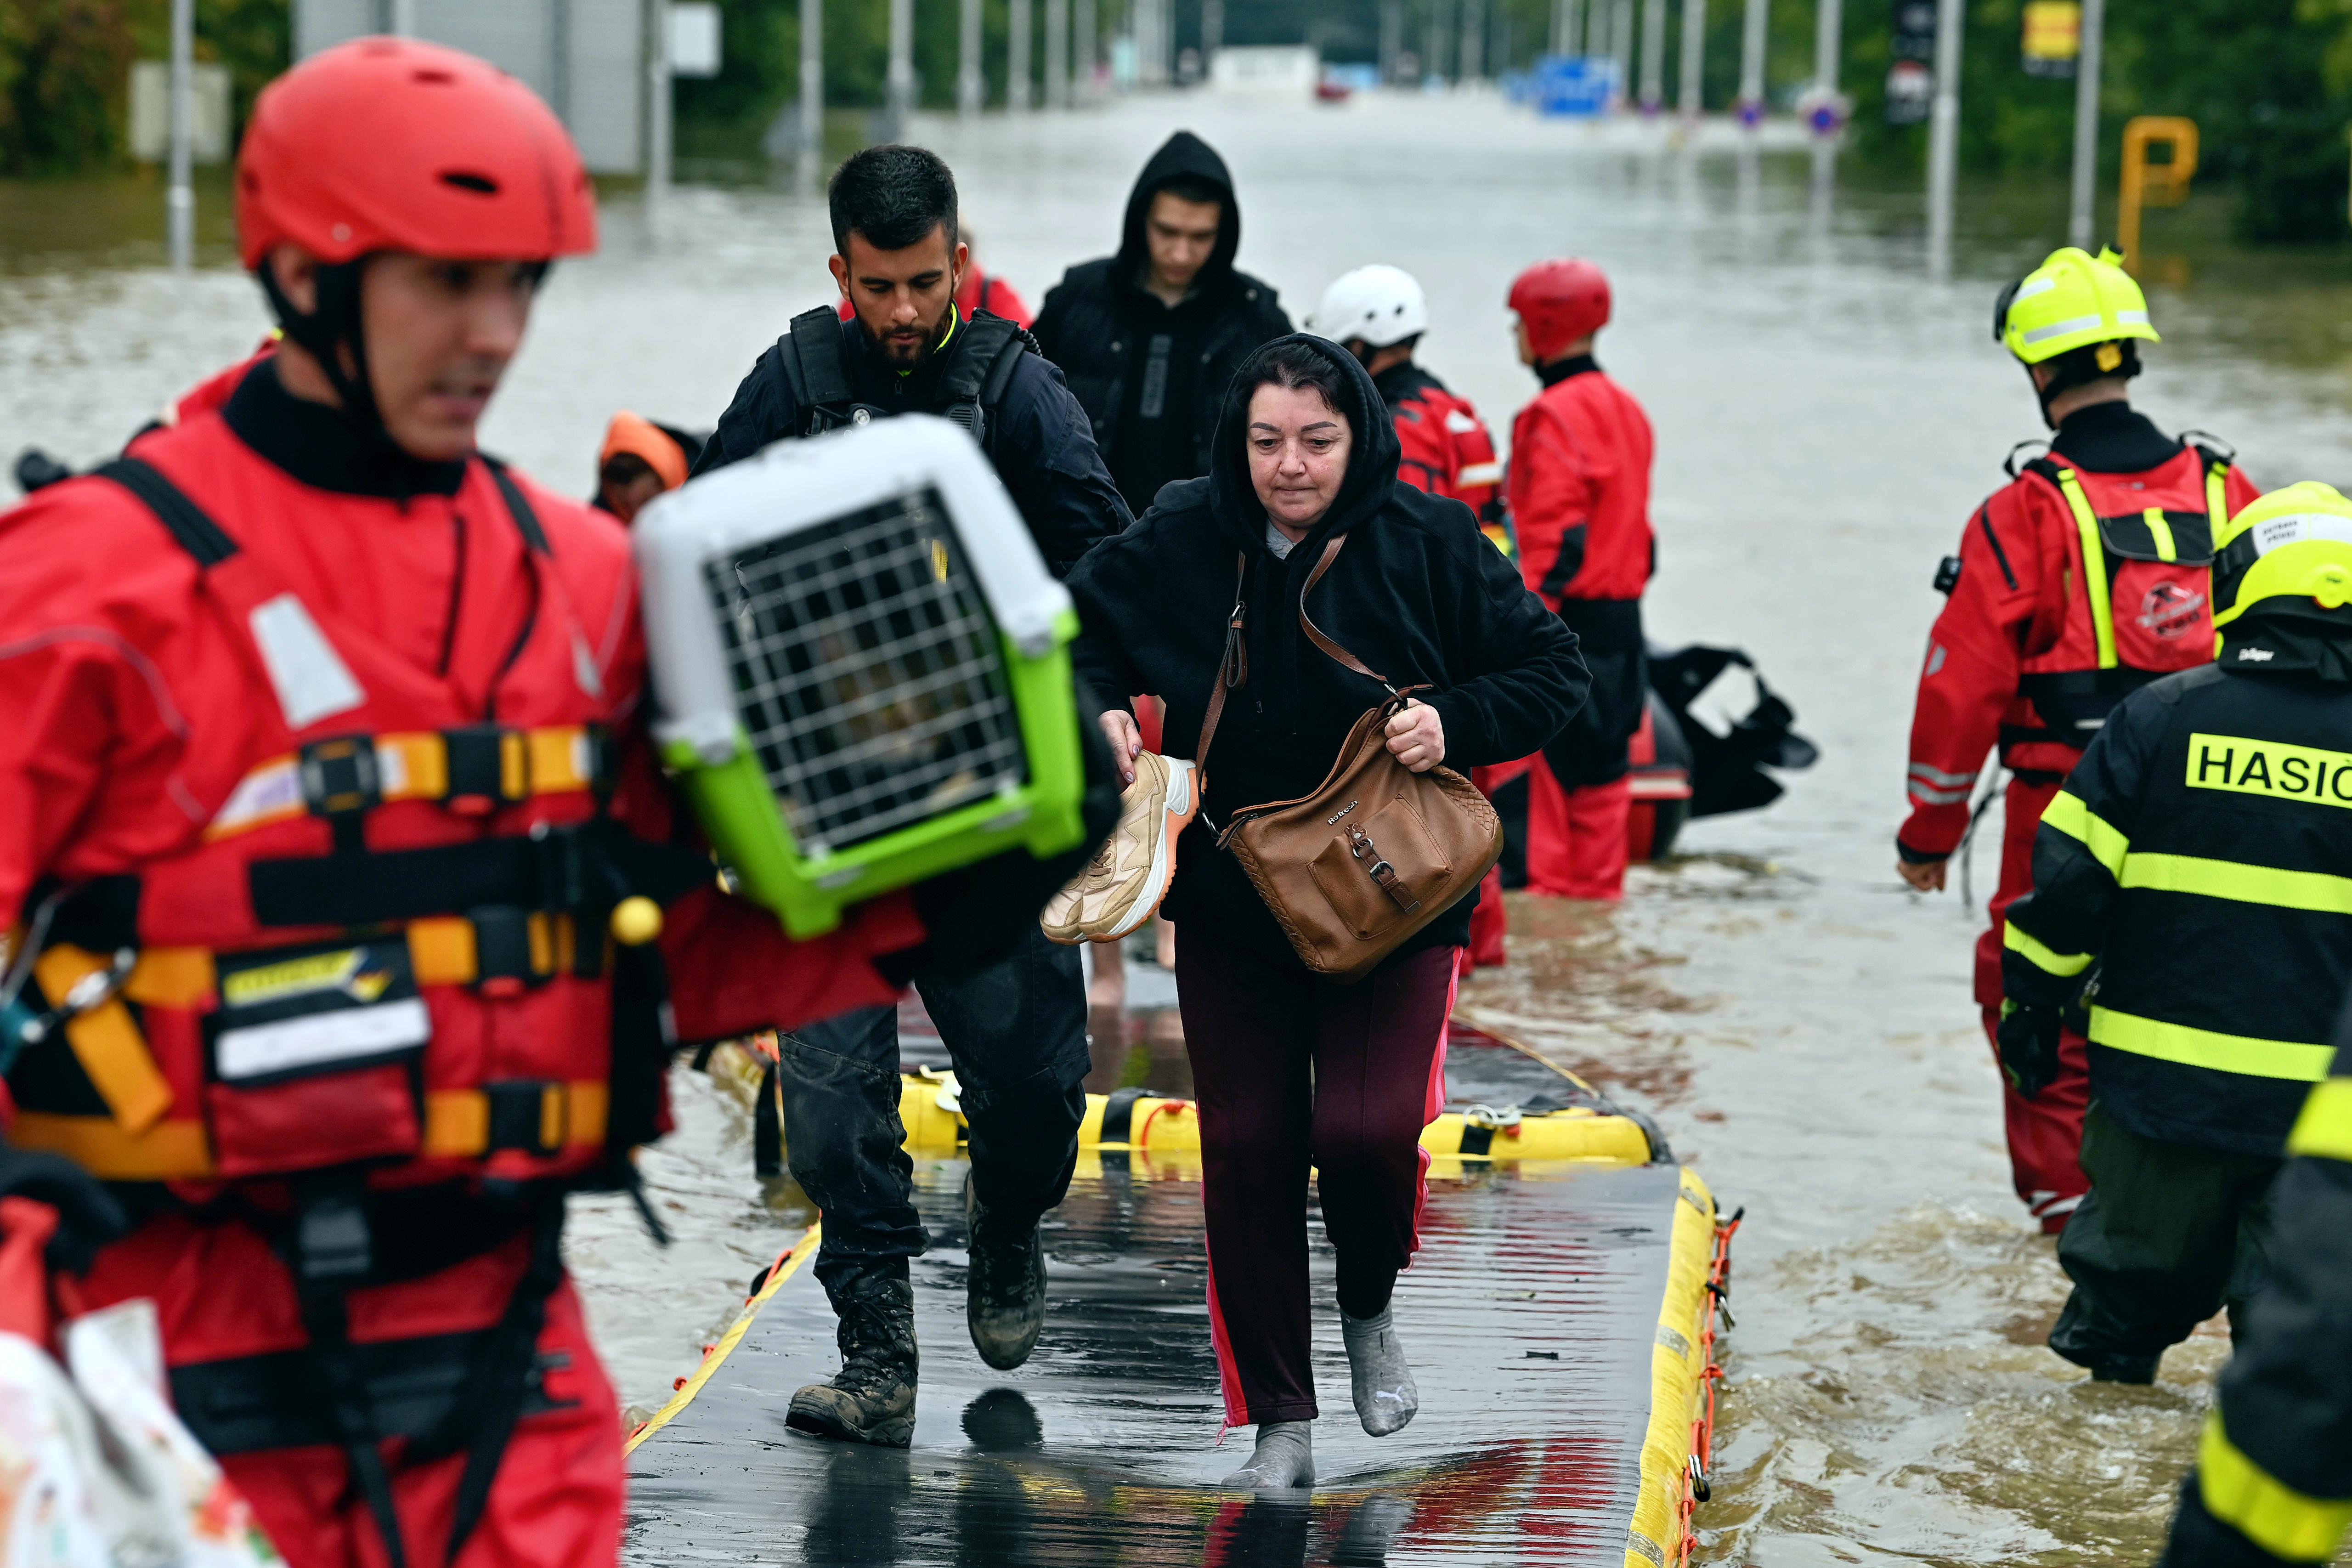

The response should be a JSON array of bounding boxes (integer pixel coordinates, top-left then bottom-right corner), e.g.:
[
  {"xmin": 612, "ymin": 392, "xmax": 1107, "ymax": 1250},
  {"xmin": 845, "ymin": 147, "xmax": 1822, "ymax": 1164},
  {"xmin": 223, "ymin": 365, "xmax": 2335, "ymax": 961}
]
[
  {"xmin": 0, "ymin": 0, "xmax": 286, "ymax": 175},
  {"xmin": 1845, "ymin": 0, "xmax": 2351, "ymax": 243}
]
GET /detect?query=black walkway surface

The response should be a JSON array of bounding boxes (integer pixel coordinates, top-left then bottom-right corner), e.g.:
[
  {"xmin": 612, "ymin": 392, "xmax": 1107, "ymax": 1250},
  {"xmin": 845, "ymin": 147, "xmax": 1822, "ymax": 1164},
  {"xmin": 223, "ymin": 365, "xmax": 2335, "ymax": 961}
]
[{"xmin": 625, "ymin": 1155, "xmax": 1685, "ymax": 1566}]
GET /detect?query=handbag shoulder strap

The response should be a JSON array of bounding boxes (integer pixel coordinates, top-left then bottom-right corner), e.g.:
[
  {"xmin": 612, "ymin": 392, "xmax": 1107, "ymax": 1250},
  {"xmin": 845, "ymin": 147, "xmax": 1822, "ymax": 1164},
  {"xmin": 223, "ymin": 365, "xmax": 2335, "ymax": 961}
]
[
  {"xmin": 1299, "ymin": 534, "xmax": 1395, "ymax": 692},
  {"xmin": 1195, "ymin": 551, "xmax": 1250, "ymax": 784}
]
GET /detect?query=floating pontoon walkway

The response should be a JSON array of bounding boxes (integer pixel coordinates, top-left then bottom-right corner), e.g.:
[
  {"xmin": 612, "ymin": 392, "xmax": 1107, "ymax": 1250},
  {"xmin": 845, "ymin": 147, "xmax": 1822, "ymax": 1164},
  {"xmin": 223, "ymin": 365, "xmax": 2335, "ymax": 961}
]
[{"xmin": 625, "ymin": 1026, "xmax": 1732, "ymax": 1567}]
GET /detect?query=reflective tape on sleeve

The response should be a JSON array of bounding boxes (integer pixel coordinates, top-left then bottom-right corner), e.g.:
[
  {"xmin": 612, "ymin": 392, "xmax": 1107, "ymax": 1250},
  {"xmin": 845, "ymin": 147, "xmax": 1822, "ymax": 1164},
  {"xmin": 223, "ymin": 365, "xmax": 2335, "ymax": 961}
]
[
  {"xmin": 2286, "ymin": 1077, "xmax": 2352, "ymax": 1161},
  {"xmin": 2089, "ymin": 1007, "xmax": 2336, "ymax": 1082},
  {"xmin": 2001, "ymin": 919, "xmax": 2093, "ymax": 978},
  {"xmin": 2199, "ymin": 1412, "xmax": 2352, "ymax": 1563},
  {"xmin": 2038, "ymin": 791, "xmax": 2130, "ymax": 878}
]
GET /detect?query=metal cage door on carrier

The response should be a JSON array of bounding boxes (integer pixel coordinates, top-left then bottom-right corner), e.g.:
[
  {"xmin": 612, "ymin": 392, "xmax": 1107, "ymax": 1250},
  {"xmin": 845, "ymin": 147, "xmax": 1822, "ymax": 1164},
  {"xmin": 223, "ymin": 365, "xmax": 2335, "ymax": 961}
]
[{"xmin": 635, "ymin": 414, "xmax": 1088, "ymax": 938}]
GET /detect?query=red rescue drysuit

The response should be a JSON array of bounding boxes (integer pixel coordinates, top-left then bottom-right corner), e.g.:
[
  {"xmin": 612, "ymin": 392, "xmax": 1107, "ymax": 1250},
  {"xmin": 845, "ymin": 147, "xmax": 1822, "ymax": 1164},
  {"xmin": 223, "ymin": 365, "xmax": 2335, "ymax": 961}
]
[
  {"xmin": 1373, "ymin": 361, "xmax": 1514, "ymax": 968},
  {"xmin": 1899, "ymin": 402, "xmax": 2256, "ymax": 1231},
  {"xmin": 0, "ymin": 362, "xmax": 925, "ymax": 1567},
  {"xmin": 1508, "ymin": 355, "xmax": 1655, "ymax": 901}
]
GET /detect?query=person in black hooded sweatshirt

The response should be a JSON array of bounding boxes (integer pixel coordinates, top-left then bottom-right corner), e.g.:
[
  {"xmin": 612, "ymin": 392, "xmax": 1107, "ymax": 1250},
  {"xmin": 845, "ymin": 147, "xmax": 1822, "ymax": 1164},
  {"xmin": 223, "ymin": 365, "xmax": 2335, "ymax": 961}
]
[
  {"xmin": 1066, "ymin": 336, "xmax": 1588, "ymax": 1490},
  {"xmin": 1031, "ymin": 131, "xmax": 1294, "ymax": 517}
]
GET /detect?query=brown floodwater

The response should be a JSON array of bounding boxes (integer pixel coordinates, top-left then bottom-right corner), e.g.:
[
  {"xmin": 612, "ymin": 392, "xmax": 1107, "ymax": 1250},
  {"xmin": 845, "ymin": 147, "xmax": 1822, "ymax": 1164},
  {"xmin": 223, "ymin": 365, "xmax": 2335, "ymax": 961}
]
[{"xmin": 7, "ymin": 89, "xmax": 2351, "ymax": 1567}]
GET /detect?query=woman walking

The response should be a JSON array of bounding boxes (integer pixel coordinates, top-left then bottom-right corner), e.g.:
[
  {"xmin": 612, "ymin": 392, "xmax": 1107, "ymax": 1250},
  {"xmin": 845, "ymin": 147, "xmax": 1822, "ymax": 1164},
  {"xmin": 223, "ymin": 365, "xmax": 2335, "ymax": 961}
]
[{"xmin": 1067, "ymin": 336, "xmax": 1587, "ymax": 1488}]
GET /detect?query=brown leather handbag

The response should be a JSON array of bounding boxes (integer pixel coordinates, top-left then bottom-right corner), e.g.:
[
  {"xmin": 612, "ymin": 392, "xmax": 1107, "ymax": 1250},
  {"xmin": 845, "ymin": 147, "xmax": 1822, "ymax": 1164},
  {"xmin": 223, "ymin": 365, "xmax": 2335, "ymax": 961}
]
[{"xmin": 1196, "ymin": 535, "xmax": 1503, "ymax": 983}]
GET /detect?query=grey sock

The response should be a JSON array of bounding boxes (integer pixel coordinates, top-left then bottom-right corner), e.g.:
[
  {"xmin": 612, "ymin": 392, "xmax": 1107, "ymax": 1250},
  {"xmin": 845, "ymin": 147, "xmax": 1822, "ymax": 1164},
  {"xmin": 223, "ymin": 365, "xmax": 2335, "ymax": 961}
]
[
  {"xmin": 1217, "ymin": 1420, "xmax": 1315, "ymax": 1490},
  {"xmin": 1341, "ymin": 1306, "xmax": 1419, "ymax": 1437}
]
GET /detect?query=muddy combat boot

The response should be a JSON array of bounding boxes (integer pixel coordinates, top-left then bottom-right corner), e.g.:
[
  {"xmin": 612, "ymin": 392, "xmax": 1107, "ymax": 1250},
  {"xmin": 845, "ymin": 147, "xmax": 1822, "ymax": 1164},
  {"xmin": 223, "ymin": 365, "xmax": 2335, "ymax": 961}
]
[
  {"xmin": 966, "ymin": 1183, "xmax": 1047, "ymax": 1371},
  {"xmin": 1219, "ymin": 1421, "xmax": 1315, "ymax": 1490},
  {"xmin": 787, "ymin": 1274, "xmax": 919, "ymax": 1447},
  {"xmin": 1341, "ymin": 1306, "xmax": 1419, "ymax": 1436}
]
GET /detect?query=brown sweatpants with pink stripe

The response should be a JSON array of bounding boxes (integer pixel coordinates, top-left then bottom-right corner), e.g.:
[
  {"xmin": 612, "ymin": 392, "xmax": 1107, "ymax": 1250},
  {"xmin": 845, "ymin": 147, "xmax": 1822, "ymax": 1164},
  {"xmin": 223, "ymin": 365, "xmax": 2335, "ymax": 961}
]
[{"xmin": 1176, "ymin": 929, "xmax": 1457, "ymax": 1426}]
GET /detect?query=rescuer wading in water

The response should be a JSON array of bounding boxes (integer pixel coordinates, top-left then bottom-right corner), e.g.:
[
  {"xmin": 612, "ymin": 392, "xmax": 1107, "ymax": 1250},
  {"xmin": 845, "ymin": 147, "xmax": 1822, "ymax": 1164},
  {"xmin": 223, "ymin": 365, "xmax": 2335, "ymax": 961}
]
[
  {"xmin": 2000, "ymin": 481, "xmax": 2352, "ymax": 1385},
  {"xmin": 1897, "ymin": 245, "xmax": 2259, "ymax": 1234}
]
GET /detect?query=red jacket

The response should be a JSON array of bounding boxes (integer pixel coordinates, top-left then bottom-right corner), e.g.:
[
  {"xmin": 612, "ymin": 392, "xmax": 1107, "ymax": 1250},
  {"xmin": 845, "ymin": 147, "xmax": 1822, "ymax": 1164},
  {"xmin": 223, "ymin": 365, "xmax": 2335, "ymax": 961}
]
[
  {"xmin": 1374, "ymin": 362, "xmax": 1503, "ymax": 520},
  {"xmin": 0, "ymin": 365, "xmax": 919, "ymax": 1183},
  {"xmin": 1900, "ymin": 405, "xmax": 2259, "ymax": 858},
  {"xmin": 1507, "ymin": 357, "xmax": 1655, "ymax": 608}
]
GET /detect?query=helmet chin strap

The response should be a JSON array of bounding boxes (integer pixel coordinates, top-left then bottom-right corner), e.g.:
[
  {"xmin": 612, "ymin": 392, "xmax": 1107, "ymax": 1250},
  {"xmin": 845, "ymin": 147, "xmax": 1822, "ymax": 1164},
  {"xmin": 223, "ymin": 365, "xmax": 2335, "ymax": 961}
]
[{"xmin": 256, "ymin": 255, "xmax": 398, "ymax": 449}]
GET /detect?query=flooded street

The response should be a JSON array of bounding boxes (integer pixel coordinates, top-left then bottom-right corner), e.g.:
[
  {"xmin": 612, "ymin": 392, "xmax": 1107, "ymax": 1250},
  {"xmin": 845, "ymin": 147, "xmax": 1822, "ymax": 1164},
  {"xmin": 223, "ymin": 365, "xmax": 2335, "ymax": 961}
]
[{"xmin": 9, "ymin": 91, "xmax": 2352, "ymax": 1565}]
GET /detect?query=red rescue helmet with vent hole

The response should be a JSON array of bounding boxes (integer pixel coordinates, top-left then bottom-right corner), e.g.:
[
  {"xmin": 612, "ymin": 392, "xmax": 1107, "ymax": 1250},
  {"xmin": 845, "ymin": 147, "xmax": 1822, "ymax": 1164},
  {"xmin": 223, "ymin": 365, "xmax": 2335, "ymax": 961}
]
[
  {"xmin": 1508, "ymin": 258, "xmax": 1611, "ymax": 361},
  {"xmin": 236, "ymin": 37, "xmax": 597, "ymax": 269}
]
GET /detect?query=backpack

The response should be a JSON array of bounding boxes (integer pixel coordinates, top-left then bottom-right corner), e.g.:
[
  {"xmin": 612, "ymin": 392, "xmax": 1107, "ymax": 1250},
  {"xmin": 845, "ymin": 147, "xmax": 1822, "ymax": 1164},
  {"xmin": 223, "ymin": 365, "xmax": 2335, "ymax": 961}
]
[{"xmin": 773, "ymin": 306, "xmax": 1037, "ymax": 450}]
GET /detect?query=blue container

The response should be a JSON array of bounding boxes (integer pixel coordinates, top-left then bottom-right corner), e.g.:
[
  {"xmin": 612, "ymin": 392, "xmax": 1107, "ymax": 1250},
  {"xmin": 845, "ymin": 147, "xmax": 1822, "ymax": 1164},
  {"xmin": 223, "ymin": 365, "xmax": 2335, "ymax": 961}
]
[{"xmin": 1532, "ymin": 54, "xmax": 1619, "ymax": 117}]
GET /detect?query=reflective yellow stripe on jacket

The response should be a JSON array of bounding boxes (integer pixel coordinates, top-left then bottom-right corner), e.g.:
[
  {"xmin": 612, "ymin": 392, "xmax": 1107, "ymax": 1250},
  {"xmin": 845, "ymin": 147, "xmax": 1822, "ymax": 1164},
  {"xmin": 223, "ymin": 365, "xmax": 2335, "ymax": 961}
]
[
  {"xmin": 2039, "ymin": 789, "xmax": 2129, "ymax": 877},
  {"xmin": 2200, "ymin": 1412, "xmax": 2352, "ymax": 1563},
  {"xmin": 2052, "ymin": 469, "xmax": 2120, "ymax": 670},
  {"xmin": 2001, "ymin": 918, "xmax": 2092, "ymax": 979},
  {"xmin": 2089, "ymin": 1007, "xmax": 2336, "ymax": 1082}
]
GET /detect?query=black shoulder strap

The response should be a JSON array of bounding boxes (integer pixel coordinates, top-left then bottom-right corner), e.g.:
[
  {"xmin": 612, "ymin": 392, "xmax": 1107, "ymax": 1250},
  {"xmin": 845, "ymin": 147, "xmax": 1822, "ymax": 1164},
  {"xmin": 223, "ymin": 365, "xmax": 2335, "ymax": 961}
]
[
  {"xmin": 91, "ymin": 457, "xmax": 239, "ymax": 566},
  {"xmin": 933, "ymin": 314, "xmax": 1036, "ymax": 447},
  {"xmin": 781, "ymin": 306, "xmax": 857, "ymax": 433},
  {"xmin": 478, "ymin": 454, "xmax": 551, "ymax": 555},
  {"xmin": 2021, "ymin": 455, "xmax": 2069, "ymax": 488}
]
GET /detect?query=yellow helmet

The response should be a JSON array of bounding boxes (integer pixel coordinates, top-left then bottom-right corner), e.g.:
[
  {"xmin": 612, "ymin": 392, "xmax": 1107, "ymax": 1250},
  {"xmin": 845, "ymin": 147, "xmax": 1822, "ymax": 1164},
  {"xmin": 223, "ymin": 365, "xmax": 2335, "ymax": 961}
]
[
  {"xmin": 2211, "ymin": 481, "xmax": 2352, "ymax": 651},
  {"xmin": 1994, "ymin": 246, "xmax": 2160, "ymax": 368}
]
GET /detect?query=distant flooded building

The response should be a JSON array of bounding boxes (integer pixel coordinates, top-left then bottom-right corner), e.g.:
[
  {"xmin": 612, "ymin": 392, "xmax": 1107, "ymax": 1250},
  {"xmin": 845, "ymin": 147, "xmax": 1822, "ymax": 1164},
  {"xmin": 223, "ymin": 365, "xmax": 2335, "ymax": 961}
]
[{"xmin": 292, "ymin": 0, "xmax": 648, "ymax": 174}]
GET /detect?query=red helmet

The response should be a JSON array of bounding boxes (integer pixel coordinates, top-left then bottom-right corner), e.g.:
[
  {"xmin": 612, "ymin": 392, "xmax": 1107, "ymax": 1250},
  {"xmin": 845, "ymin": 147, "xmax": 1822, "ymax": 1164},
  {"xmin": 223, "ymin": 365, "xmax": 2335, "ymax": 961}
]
[
  {"xmin": 237, "ymin": 37, "xmax": 596, "ymax": 269},
  {"xmin": 1508, "ymin": 259, "xmax": 1611, "ymax": 360}
]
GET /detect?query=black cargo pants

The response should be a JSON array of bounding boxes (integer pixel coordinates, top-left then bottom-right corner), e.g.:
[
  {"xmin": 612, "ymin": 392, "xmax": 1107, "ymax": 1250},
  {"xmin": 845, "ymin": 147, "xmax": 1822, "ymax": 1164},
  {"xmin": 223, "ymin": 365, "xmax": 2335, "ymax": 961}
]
[
  {"xmin": 2050, "ymin": 1101, "xmax": 2283, "ymax": 1380},
  {"xmin": 768, "ymin": 925, "xmax": 1090, "ymax": 1311}
]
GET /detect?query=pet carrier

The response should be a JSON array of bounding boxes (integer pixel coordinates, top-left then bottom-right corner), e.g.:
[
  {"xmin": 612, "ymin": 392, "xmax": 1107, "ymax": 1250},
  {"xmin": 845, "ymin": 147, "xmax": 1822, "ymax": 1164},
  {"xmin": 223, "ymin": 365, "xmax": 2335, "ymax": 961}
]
[{"xmin": 634, "ymin": 414, "xmax": 1087, "ymax": 939}]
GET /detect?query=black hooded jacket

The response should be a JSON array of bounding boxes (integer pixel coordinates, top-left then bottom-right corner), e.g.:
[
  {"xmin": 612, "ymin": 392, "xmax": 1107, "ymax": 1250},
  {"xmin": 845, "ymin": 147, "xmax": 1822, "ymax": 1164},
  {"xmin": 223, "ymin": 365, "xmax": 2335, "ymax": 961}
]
[
  {"xmin": 1030, "ymin": 132, "xmax": 1294, "ymax": 515},
  {"xmin": 1068, "ymin": 335, "xmax": 1589, "ymax": 970}
]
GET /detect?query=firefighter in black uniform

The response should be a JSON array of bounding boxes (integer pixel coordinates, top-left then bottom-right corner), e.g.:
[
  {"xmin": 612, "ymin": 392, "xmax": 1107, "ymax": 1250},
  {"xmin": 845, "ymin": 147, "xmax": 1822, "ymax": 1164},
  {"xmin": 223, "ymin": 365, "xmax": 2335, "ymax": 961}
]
[
  {"xmin": 2001, "ymin": 480, "xmax": 2352, "ymax": 1385},
  {"xmin": 2156, "ymin": 1013, "xmax": 2352, "ymax": 1567}
]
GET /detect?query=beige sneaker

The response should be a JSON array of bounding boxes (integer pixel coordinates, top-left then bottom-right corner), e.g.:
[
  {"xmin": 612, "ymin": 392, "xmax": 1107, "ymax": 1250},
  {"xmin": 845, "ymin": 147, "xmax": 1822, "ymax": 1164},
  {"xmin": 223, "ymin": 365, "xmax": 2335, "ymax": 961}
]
[{"xmin": 1041, "ymin": 751, "xmax": 1197, "ymax": 943}]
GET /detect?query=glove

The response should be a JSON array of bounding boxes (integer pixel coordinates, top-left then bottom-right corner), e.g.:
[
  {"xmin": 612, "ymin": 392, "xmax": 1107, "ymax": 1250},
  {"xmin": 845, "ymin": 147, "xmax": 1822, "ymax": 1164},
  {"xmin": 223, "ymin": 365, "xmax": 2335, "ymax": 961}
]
[
  {"xmin": 0, "ymin": 1144, "xmax": 128, "ymax": 1274},
  {"xmin": 880, "ymin": 702, "xmax": 1123, "ymax": 986},
  {"xmin": 1996, "ymin": 1001, "xmax": 2064, "ymax": 1101}
]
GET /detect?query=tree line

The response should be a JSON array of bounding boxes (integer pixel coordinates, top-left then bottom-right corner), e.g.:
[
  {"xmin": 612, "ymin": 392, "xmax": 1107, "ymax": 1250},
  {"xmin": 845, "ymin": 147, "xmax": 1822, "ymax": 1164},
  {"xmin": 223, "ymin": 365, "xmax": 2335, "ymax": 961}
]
[{"xmin": 4, "ymin": 0, "xmax": 2346, "ymax": 242}]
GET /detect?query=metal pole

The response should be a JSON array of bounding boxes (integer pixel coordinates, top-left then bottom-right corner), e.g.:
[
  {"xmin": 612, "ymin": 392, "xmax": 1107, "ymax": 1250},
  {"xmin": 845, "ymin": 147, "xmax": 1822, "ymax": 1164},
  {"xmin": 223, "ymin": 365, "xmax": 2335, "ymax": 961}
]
[
  {"xmin": 2069, "ymin": 0, "xmax": 2104, "ymax": 249},
  {"xmin": 1639, "ymin": 0, "xmax": 1666, "ymax": 106},
  {"xmin": 647, "ymin": 0, "xmax": 672, "ymax": 204},
  {"xmin": 1009, "ymin": 0, "xmax": 1031, "ymax": 108},
  {"xmin": 167, "ymin": 0, "xmax": 193, "ymax": 271},
  {"xmin": 1045, "ymin": 0, "xmax": 1069, "ymax": 105},
  {"xmin": 1813, "ymin": 0, "xmax": 1841, "ymax": 100},
  {"xmin": 1611, "ymin": 0, "xmax": 1634, "ymax": 100},
  {"xmin": 1736, "ymin": 0, "xmax": 1767, "ymax": 117},
  {"xmin": 1380, "ymin": 0, "xmax": 1400, "ymax": 80},
  {"xmin": 389, "ymin": 0, "xmax": 418, "ymax": 34},
  {"xmin": 959, "ymin": 0, "xmax": 983, "ymax": 112},
  {"xmin": 1203, "ymin": 0, "xmax": 1222, "ymax": 57},
  {"xmin": 1677, "ymin": 0, "xmax": 1704, "ymax": 115},
  {"xmin": 1461, "ymin": 0, "xmax": 1484, "ymax": 79},
  {"xmin": 1926, "ymin": 0, "xmax": 1963, "ymax": 272},
  {"xmin": 801, "ymin": 0, "xmax": 824, "ymax": 147},
  {"xmin": 887, "ymin": 0, "xmax": 914, "ymax": 135},
  {"xmin": 1073, "ymin": 0, "xmax": 1093, "ymax": 99},
  {"xmin": 1041, "ymin": 0, "xmax": 1069, "ymax": 105},
  {"xmin": 1428, "ymin": 0, "xmax": 1450, "ymax": 81},
  {"xmin": 1583, "ymin": 0, "xmax": 1604, "ymax": 61}
]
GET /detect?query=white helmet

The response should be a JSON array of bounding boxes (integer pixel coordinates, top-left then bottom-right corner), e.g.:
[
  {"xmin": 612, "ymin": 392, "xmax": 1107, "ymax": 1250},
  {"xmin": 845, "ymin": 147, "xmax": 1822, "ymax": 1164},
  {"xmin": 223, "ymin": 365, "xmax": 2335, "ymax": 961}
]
[{"xmin": 1308, "ymin": 264, "xmax": 1429, "ymax": 350}]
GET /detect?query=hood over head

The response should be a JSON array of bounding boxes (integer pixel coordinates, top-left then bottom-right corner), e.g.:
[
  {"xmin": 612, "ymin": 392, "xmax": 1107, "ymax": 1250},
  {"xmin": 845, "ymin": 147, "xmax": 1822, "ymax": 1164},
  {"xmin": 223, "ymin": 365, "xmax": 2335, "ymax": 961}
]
[
  {"xmin": 1118, "ymin": 130, "xmax": 1242, "ymax": 295},
  {"xmin": 1206, "ymin": 333, "xmax": 1402, "ymax": 553}
]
